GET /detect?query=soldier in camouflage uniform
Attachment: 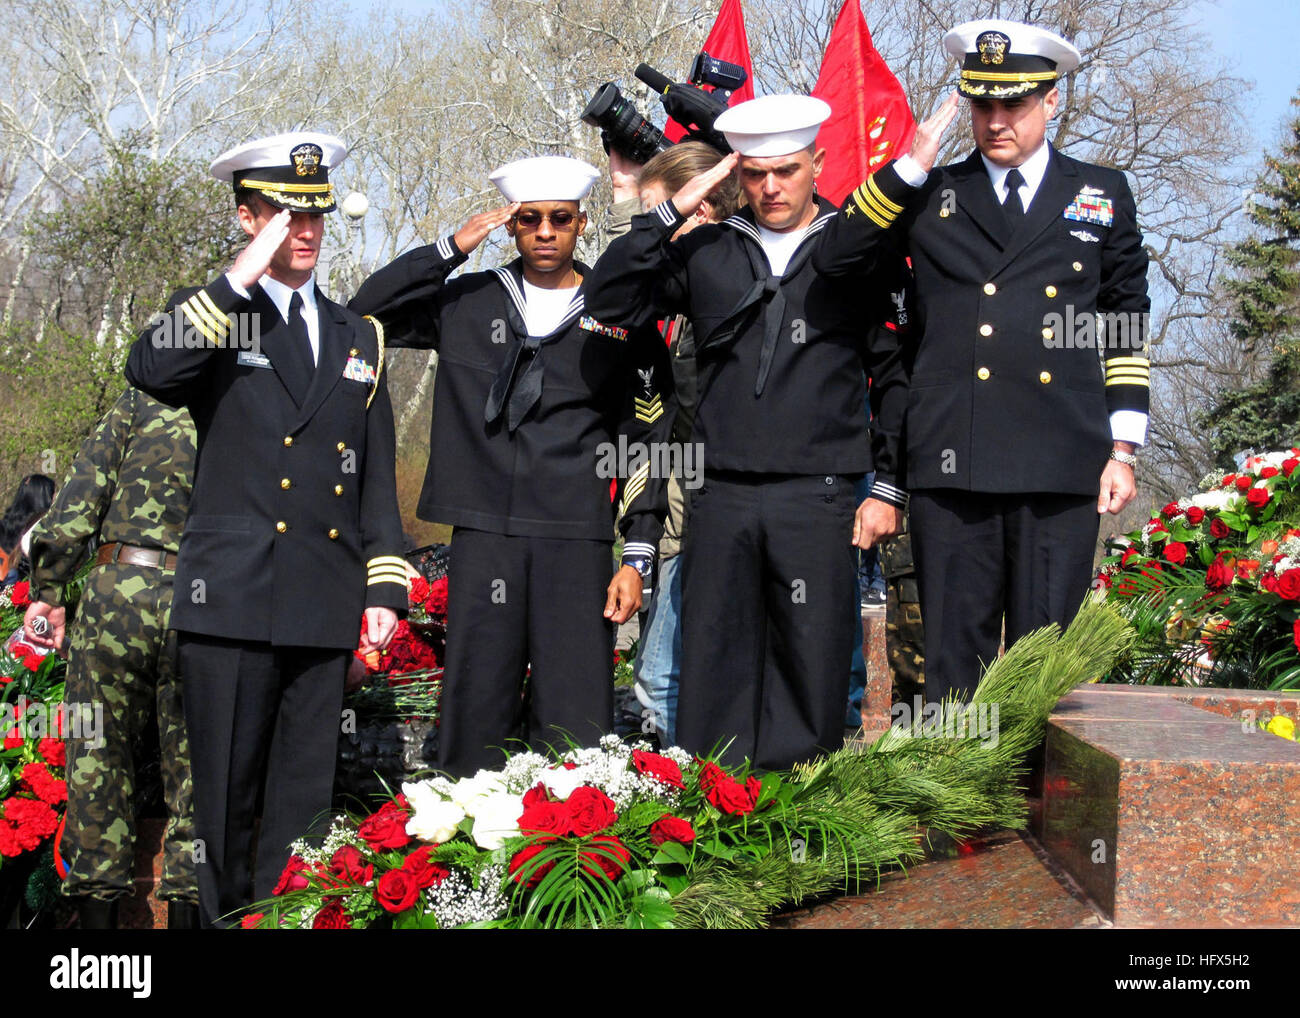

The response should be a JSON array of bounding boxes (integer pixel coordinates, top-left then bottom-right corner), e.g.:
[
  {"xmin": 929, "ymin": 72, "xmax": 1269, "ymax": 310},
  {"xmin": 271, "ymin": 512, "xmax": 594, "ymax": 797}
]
[
  {"xmin": 878, "ymin": 522, "xmax": 926, "ymax": 703},
  {"xmin": 24, "ymin": 385, "xmax": 197, "ymax": 929}
]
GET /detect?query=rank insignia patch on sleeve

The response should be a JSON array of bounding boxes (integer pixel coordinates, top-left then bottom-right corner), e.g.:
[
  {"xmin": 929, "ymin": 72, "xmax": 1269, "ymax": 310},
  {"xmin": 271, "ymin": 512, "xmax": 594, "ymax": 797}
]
[{"xmin": 578, "ymin": 315, "xmax": 629, "ymax": 341}]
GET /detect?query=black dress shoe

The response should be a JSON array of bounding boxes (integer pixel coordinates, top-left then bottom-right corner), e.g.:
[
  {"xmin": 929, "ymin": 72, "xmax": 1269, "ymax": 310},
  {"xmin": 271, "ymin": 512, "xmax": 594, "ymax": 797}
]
[
  {"xmin": 167, "ymin": 901, "xmax": 200, "ymax": 929},
  {"xmin": 77, "ymin": 897, "xmax": 118, "ymax": 930}
]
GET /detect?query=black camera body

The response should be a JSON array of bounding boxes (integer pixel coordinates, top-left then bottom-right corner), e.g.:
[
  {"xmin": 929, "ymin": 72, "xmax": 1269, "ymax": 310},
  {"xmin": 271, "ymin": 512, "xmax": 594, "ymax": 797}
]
[{"xmin": 580, "ymin": 51, "xmax": 748, "ymax": 162}]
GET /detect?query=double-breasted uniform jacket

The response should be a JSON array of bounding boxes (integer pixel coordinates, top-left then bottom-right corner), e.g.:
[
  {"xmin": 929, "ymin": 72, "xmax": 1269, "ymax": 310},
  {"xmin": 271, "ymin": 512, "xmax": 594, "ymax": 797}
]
[
  {"xmin": 124, "ymin": 274, "xmax": 409, "ymax": 649},
  {"xmin": 814, "ymin": 145, "xmax": 1151, "ymax": 495},
  {"xmin": 348, "ymin": 237, "xmax": 674, "ymax": 553},
  {"xmin": 584, "ymin": 195, "xmax": 912, "ymax": 504}
]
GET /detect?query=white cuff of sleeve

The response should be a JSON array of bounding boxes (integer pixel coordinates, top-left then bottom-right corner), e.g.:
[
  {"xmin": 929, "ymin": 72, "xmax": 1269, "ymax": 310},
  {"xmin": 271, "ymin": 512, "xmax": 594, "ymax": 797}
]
[
  {"xmin": 893, "ymin": 155, "xmax": 928, "ymax": 188},
  {"xmin": 1110, "ymin": 410, "xmax": 1148, "ymax": 447},
  {"xmin": 224, "ymin": 274, "xmax": 251, "ymax": 300}
]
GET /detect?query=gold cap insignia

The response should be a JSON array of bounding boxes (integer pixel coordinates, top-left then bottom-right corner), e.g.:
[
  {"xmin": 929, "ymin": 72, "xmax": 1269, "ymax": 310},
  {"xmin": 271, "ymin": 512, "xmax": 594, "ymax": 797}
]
[
  {"xmin": 977, "ymin": 31, "xmax": 1010, "ymax": 65},
  {"xmin": 291, "ymin": 143, "xmax": 323, "ymax": 177}
]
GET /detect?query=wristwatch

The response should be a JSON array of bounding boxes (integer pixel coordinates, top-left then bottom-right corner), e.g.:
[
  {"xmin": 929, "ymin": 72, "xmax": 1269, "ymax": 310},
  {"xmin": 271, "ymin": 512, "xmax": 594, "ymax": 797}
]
[{"xmin": 1109, "ymin": 449, "xmax": 1139, "ymax": 470}]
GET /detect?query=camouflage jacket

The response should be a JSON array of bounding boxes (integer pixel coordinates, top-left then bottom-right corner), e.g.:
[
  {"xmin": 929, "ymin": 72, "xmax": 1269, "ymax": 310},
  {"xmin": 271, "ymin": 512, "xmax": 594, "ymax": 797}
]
[{"xmin": 29, "ymin": 386, "xmax": 196, "ymax": 605}]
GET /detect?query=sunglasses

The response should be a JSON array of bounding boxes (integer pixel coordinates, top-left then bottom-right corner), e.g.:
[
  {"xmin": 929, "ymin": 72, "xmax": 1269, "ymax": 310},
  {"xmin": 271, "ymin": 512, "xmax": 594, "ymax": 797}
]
[{"xmin": 512, "ymin": 210, "xmax": 581, "ymax": 230}]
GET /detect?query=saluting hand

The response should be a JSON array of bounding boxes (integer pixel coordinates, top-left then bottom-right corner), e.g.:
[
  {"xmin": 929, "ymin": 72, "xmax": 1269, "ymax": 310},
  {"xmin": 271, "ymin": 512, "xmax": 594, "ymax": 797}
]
[
  {"xmin": 909, "ymin": 92, "xmax": 961, "ymax": 174},
  {"xmin": 230, "ymin": 208, "xmax": 292, "ymax": 290},
  {"xmin": 671, "ymin": 151, "xmax": 740, "ymax": 220},
  {"xmin": 454, "ymin": 203, "xmax": 520, "ymax": 255}
]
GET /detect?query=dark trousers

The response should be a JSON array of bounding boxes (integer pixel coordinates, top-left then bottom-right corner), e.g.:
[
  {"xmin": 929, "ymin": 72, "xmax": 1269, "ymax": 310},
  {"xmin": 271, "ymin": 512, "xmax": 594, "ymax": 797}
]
[
  {"xmin": 438, "ymin": 528, "xmax": 614, "ymax": 777},
  {"xmin": 679, "ymin": 472, "xmax": 859, "ymax": 770},
  {"xmin": 177, "ymin": 634, "xmax": 347, "ymax": 928},
  {"xmin": 909, "ymin": 489, "xmax": 1100, "ymax": 704}
]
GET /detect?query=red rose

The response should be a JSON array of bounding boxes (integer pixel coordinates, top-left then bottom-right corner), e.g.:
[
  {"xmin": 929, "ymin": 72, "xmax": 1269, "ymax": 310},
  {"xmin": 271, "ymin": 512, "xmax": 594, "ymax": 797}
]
[
  {"xmin": 521, "ymin": 782, "xmax": 553, "ymax": 808},
  {"xmin": 37, "ymin": 738, "xmax": 64, "ymax": 768},
  {"xmin": 1185, "ymin": 506, "xmax": 1205, "ymax": 525},
  {"xmin": 1221, "ymin": 474, "xmax": 1237, "ymax": 488},
  {"xmin": 1162, "ymin": 542, "xmax": 1188, "ymax": 566},
  {"xmin": 1148, "ymin": 518, "xmax": 1169, "ymax": 534},
  {"xmin": 1235, "ymin": 475, "xmax": 1253, "ymax": 491},
  {"xmin": 649, "ymin": 815, "xmax": 696, "ymax": 846},
  {"xmin": 580, "ymin": 835, "xmax": 631, "ymax": 881},
  {"xmin": 401, "ymin": 845, "xmax": 450, "ymax": 889},
  {"xmin": 329, "ymin": 844, "xmax": 373, "ymax": 885},
  {"xmin": 1283, "ymin": 458, "xmax": 1299, "ymax": 477},
  {"xmin": 1274, "ymin": 570, "xmax": 1300, "ymax": 601},
  {"xmin": 519, "ymin": 799, "xmax": 569, "ymax": 835},
  {"xmin": 358, "ymin": 801, "xmax": 411, "ymax": 851},
  {"xmin": 745, "ymin": 774, "xmax": 762, "ymax": 805},
  {"xmin": 565, "ymin": 786, "xmax": 618, "ymax": 836},
  {"xmin": 1260, "ymin": 466, "xmax": 1280, "ymax": 479},
  {"xmin": 1120, "ymin": 547, "xmax": 1139, "ymax": 568},
  {"xmin": 312, "ymin": 899, "xmax": 352, "ymax": 929},
  {"xmin": 241, "ymin": 913, "xmax": 265, "ymax": 929},
  {"xmin": 374, "ymin": 868, "xmax": 421, "ymax": 913},
  {"xmin": 1247, "ymin": 487, "xmax": 1270, "ymax": 509},
  {"xmin": 9, "ymin": 581, "xmax": 29, "ymax": 607},
  {"xmin": 273, "ymin": 855, "xmax": 311, "ymax": 896},
  {"xmin": 1210, "ymin": 518, "xmax": 1232, "ymax": 539},
  {"xmin": 558, "ymin": 761, "xmax": 578, "ymax": 771},
  {"xmin": 697, "ymin": 761, "xmax": 727, "ymax": 791},
  {"xmin": 1205, "ymin": 555, "xmax": 1234, "ymax": 592},
  {"xmin": 705, "ymin": 774, "xmax": 755, "ymax": 816},
  {"xmin": 1161, "ymin": 501, "xmax": 1182, "ymax": 519},
  {"xmin": 508, "ymin": 837, "xmax": 557, "ymax": 888},
  {"xmin": 631, "ymin": 749, "xmax": 685, "ymax": 789}
]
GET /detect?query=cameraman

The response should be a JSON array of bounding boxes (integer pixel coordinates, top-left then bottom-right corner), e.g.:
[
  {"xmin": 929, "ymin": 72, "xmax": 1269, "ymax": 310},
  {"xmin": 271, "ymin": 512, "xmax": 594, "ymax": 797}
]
[{"xmin": 606, "ymin": 144, "xmax": 739, "ymax": 749}]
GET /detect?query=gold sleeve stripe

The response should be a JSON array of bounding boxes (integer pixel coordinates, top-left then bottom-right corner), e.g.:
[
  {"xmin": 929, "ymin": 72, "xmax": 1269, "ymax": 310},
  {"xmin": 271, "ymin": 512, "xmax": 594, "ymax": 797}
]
[
  {"xmin": 368, "ymin": 573, "xmax": 410, "ymax": 587},
  {"xmin": 368, "ymin": 555, "xmax": 408, "ymax": 570},
  {"xmin": 851, "ymin": 187, "xmax": 893, "ymax": 229},
  {"xmin": 365, "ymin": 315, "xmax": 385, "ymax": 409},
  {"xmin": 196, "ymin": 289, "xmax": 233, "ymax": 328},
  {"xmin": 1106, "ymin": 357, "xmax": 1150, "ymax": 368},
  {"xmin": 1105, "ymin": 374, "xmax": 1151, "ymax": 386},
  {"xmin": 180, "ymin": 304, "xmax": 221, "ymax": 345},
  {"xmin": 367, "ymin": 567, "xmax": 411, "ymax": 581},
  {"xmin": 1105, "ymin": 366, "xmax": 1151, "ymax": 379},
  {"xmin": 867, "ymin": 175, "xmax": 903, "ymax": 214},
  {"xmin": 182, "ymin": 294, "xmax": 224, "ymax": 335}
]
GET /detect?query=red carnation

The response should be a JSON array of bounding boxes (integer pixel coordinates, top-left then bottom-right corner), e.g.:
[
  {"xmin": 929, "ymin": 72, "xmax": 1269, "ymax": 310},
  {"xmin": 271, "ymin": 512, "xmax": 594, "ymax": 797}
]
[
  {"xmin": 1221, "ymin": 474, "xmax": 1237, "ymax": 488},
  {"xmin": 1120, "ymin": 547, "xmax": 1139, "ymax": 568},
  {"xmin": 312, "ymin": 899, "xmax": 352, "ymax": 929},
  {"xmin": 1235, "ymin": 475, "xmax": 1253, "ymax": 491},
  {"xmin": 649, "ymin": 815, "xmax": 696, "ymax": 846},
  {"xmin": 401, "ymin": 845, "xmax": 450, "ymax": 889},
  {"xmin": 241, "ymin": 913, "xmax": 265, "ymax": 929},
  {"xmin": 358, "ymin": 800, "xmax": 412, "ymax": 851},
  {"xmin": 631, "ymin": 749, "xmax": 685, "ymax": 789},
  {"xmin": 426, "ymin": 577, "xmax": 448, "ymax": 615},
  {"xmin": 509, "ymin": 837, "xmax": 557, "ymax": 888},
  {"xmin": 1210, "ymin": 518, "xmax": 1232, "ymax": 539},
  {"xmin": 9, "ymin": 581, "xmax": 29, "ymax": 607},
  {"xmin": 3, "ymin": 730, "xmax": 21, "ymax": 750},
  {"xmin": 565, "ymin": 785, "xmax": 618, "ymax": 836},
  {"xmin": 1162, "ymin": 542, "xmax": 1188, "ymax": 566},
  {"xmin": 409, "ymin": 575, "xmax": 429, "ymax": 607},
  {"xmin": 1205, "ymin": 555, "xmax": 1234, "ymax": 592},
  {"xmin": 21, "ymin": 653, "xmax": 42, "ymax": 672},
  {"xmin": 374, "ymin": 868, "xmax": 421, "ymax": 913},
  {"xmin": 3, "ymin": 796, "xmax": 58, "ymax": 845},
  {"xmin": 1293, "ymin": 619, "xmax": 1300, "ymax": 655},
  {"xmin": 273, "ymin": 855, "xmax": 311, "ymax": 896},
  {"xmin": 1274, "ymin": 569, "xmax": 1300, "ymax": 601},
  {"xmin": 1161, "ymin": 501, "xmax": 1182, "ymax": 519},
  {"xmin": 21, "ymin": 762, "xmax": 65, "ymax": 805},
  {"xmin": 37, "ymin": 738, "xmax": 64, "ymax": 768},
  {"xmin": 580, "ymin": 835, "xmax": 631, "ymax": 881},
  {"xmin": 1283, "ymin": 458, "xmax": 1299, "ymax": 477},
  {"xmin": 1185, "ymin": 506, "xmax": 1205, "ymax": 525}
]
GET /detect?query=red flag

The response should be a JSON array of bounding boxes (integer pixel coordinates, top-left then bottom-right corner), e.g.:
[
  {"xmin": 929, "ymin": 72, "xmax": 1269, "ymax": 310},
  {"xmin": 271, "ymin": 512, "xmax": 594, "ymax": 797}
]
[
  {"xmin": 811, "ymin": 0, "xmax": 916, "ymax": 206},
  {"xmin": 664, "ymin": 0, "xmax": 755, "ymax": 142}
]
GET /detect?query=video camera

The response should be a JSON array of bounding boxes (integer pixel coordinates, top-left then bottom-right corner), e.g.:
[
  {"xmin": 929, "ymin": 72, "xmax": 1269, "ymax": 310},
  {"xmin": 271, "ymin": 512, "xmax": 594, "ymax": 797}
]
[{"xmin": 580, "ymin": 51, "xmax": 748, "ymax": 163}]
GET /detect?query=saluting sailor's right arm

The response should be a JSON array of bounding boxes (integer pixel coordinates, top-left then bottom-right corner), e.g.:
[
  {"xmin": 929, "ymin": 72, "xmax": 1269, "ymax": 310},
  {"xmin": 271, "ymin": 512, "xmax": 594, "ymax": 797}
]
[
  {"xmin": 348, "ymin": 203, "xmax": 518, "ymax": 349},
  {"xmin": 813, "ymin": 92, "xmax": 961, "ymax": 277}
]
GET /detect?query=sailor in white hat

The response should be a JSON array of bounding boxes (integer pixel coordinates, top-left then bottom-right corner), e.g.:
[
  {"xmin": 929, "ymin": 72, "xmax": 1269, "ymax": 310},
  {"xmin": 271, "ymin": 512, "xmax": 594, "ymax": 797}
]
[
  {"xmin": 350, "ymin": 154, "xmax": 676, "ymax": 777},
  {"xmin": 585, "ymin": 99, "xmax": 914, "ymax": 770},
  {"xmin": 125, "ymin": 129, "xmax": 407, "ymax": 926},
  {"xmin": 814, "ymin": 20, "xmax": 1151, "ymax": 707}
]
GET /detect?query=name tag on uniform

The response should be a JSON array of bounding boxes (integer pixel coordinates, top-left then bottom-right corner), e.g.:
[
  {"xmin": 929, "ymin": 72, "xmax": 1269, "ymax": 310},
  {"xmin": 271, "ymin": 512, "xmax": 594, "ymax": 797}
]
[
  {"xmin": 343, "ymin": 355, "xmax": 377, "ymax": 384},
  {"xmin": 1063, "ymin": 190, "xmax": 1114, "ymax": 227},
  {"xmin": 237, "ymin": 351, "xmax": 272, "ymax": 369}
]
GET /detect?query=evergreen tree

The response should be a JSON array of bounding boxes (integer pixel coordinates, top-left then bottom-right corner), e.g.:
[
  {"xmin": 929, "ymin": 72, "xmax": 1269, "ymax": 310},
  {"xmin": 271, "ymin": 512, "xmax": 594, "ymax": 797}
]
[{"xmin": 1201, "ymin": 93, "xmax": 1300, "ymax": 466}]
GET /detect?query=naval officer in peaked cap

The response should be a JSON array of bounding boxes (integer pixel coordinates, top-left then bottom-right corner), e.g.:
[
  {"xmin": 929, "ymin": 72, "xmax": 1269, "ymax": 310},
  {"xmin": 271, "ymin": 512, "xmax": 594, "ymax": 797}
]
[{"xmin": 126, "ymin": 131, "xmax": 408, "ymax": 926}]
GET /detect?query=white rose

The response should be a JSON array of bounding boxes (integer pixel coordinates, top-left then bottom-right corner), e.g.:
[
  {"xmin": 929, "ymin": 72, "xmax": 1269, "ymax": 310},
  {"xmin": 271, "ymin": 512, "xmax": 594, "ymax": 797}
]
[
  {"xmin": 543, "ymin": 766, "xmax": 587, "ymax": 801},
  {"xmin": 447, "ymin": 770, "xmax": 506, "ymax": 809},
  {"xmin": 468, "ymin": 791, "xmax": 523, "ymax": 850},
  {"xmin": 403, "ymin": 782, "xmax": 466, "ymax": 843}
]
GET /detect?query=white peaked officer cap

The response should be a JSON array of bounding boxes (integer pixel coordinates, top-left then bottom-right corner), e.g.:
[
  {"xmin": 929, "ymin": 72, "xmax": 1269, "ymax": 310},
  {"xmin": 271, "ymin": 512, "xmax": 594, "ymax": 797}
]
[
  {"xmin": 943, "ymin": 19, "xmax": 1081, "ymax": 99},
  {"xmin": 714, "ymin": 95, "xmax": 832, "ymax": 158},
  {"xmin": 489, "ymin": 156, "xmax": 600, "ymax": 202},
  {"xmin": 209, "ymin": 131, "xmax": 349, "ymax": 212}
]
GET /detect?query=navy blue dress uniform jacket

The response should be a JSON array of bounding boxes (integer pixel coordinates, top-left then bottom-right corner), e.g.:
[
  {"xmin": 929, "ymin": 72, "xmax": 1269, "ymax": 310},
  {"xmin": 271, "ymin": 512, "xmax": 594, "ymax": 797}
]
[
  {"xmin": 583, "ymin": 195, "xmax": 911, "ymax": 506},
  {"xmin": 124, "ymin": 273, "xmax": 409, "ymax": 648},
  {"xmin": 348, "ymin": 237, "xmax": 674, "ymax": 549},
  {"xmin": 813, "ymin": 146, "xmax": 1151, "ymax": 495}
]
